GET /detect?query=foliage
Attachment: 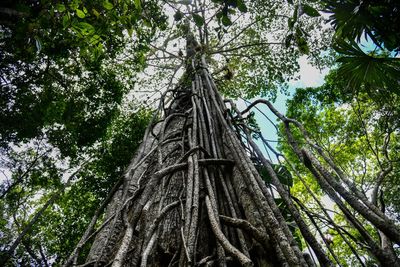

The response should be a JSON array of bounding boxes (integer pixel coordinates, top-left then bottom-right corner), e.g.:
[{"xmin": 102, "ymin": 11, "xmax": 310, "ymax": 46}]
[
  {"xmin": 0, "ymin": 109, "xmax": 151, "ymax": 265},
  {"xmin": 215, "ymin": 0, "xmax": 331, "ymax": 99},
  {"xmin": 333, "ymin": 39, "xmax": 400, "ymax": 97},
  {"xmin": 258, "ymin": 163, "xmax": 293, "ymax": 187},
  {"xmin": 283, "ymin": 0, "xmax": 400, "ymax": 98},
  {"xmin": 0, "ymin": 0, "xmax": 162, "ymax": 264},
  {"xmin": 323, "ymin": 0, "xmax": 400, "ymax": 53},
  {"xmin": 0, "ymin": 0, "xmax": 166, "ymax": 154},
  {"xmin": 1, "ymin": 0, "xmax": 399, "ymax": 265},
  {"xmin": 281, "ymin": 68, "xmax": 400, "ymax": 263},
  {"xmin": 324, "ymin": 0, "xmax": 400, "ymax": 98},
  {"xmin": 0, "ymin": 0, "xmax": 165, "ymax": 61},
  {"xmin": 142, "ymin": 0, "xmax": 331, "ymax": 100}
]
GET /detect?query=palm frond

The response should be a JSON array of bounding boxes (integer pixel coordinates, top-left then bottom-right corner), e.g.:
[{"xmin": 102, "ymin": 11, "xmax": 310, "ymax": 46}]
[{"xmin": 334, "ymin": 39, "xmax": 400, "ymax": 95}]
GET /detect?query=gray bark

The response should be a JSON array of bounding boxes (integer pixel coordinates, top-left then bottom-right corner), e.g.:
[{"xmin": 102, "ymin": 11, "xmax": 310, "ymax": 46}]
[{"xmin": 66, "ymin": 50, "xmax": 308, "ymax": 266}]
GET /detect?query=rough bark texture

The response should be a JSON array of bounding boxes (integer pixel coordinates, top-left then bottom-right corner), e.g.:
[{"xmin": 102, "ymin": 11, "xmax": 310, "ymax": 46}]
[
  {"xmin": 67, "ymin": 51, "xmax": 315, "ymax": 267},
  {"xmin": 63, "ymin": 37, "xmax": 400, "ymax": 267}
]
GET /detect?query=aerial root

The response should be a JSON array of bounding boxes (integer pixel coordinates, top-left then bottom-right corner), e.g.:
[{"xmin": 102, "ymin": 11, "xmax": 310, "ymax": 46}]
[
  {"xmin": 140, "ymin": 201, "xmax": 180, "ymax": 266},
  {"xmin": 219, "ymin": 215, "xmax": 269, "ymax": 247},
  {"xmin": 205, "ymin": 196, "xmax": 253, "ymax": 267}
]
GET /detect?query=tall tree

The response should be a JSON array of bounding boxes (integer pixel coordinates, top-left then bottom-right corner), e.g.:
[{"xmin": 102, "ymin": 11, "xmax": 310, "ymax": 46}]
[
  {"xmin": 1, "ymin": 0, "xmax": 399, "ymax": 266},
  {"xmin": 63, "ymin": 1, "xmax": 399, "ymax": 266},
  {"xmin": 58, "ymin": 1, "xmax": 330, "ymax": 265}
]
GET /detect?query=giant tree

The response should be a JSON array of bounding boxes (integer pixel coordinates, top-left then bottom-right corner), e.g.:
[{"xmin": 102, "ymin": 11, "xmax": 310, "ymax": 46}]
[
  {"xmin": 60, "ymin": 0, "xmax": 400, "ymax": 266},
  {"xmin": 1, "ymin": 0, "xmax": 400, "ymax": 266}
]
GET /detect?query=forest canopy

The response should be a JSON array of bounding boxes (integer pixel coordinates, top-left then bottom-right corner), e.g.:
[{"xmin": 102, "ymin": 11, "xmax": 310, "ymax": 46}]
[{"xmin": 0, "ymin": 0, "xmax": 399, "ymax": 266}]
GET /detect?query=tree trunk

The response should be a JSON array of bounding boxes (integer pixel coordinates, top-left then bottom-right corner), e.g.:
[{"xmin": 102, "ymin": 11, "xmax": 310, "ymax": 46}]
[
  {"xmin": 68, "ymin": 46, "xmax": 316, "ymax": 266},
  {"xmin": 63, "ymin": 33, "xmax": 400, "ymax": 266}
]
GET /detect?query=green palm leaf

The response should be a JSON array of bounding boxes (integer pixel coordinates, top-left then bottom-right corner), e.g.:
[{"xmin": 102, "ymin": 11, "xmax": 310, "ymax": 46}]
[{"xmin": 334, "ymin": 39, "xmax": 400, "ymax": 95}]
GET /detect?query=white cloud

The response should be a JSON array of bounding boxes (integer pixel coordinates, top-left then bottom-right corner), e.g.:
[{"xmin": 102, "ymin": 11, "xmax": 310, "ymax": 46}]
[{"xmin": 289, "ymin": 55, "xmax": 329, "ymax": 88}]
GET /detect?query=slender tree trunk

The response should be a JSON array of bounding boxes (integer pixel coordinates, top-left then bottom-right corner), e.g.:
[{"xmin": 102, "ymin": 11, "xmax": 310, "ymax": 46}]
[{"xmin": 241, "ymin": 98, "xmax": 400, "ymax": 266}]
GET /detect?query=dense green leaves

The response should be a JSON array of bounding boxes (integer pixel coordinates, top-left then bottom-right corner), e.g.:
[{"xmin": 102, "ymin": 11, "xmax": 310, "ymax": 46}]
[
  {"xmin": 282, "ymin": 68, "xmax": 400, "ymax": 263},
  {"xmin": 323, "ymin": 0, "xmax": 400, "ymax": 52},
  {"xmin": 0, "ymin": 109, "xmax": 151, "ymax": 265},
  {"xmin": 322, "ymin": 0, "xmax": 400, "ymax": 99},
  {"xmin": 0, "ymin": 0, "xmax": 164, "ymax": 264},
  {"xmin": 333, "ymin": 39, "xmax": 400, "ymax": 95},
  {"xmin": 0, "ymin": 0, "xmax": 167, "ymax": 154}
]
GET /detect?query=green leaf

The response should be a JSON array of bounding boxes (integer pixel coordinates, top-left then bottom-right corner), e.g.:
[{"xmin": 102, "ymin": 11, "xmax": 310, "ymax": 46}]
[
  {"xmin": 237, "ymin": 0, "xmax": 247, "ymax": 12},
  {"xmin": 62, "ymin": 14, "xmax": 70, "ymax": 28},
  {"xmin": 295, "ymin": 28, "xmax": 309, "ymax": 54},
  {"xmin": 302, "ymin": 4, "xmax": 320, "ymax": 17},
  {"xmin": 143, "ymin": 19, "xmax": 152, "ymax": 28},
  {"xmin": 57, "ymin": 4, "xmax": 66, "ymax": 12},
  {"xmin": 174, "ymin": 10, "xmax": 183, "ymax": 21},
  {"xmin": 193, "ymin": 13, "xmax": 205, "ymax": 27},
  {"xmin": 221, "ymin": 15, "xmax": 232, "ymax": 26},
  {"xmin": 69, "ymin": 1, "xmax": 79, "ymax": 10},
  {"xmin": 92, "ymin": 8, "xmax": 100, "ymax": 18},
  {"xmin": 76, "ymin": 9, "xmax": 85, "ymax": 18},
  {"xmin": 285, "ymin": 34, "xmax": 293, "ymax": 48},
  {"xmin": 274, "ymin": 198, "xmax": 292, "ymax": 219},
  {"xmin": 134, "ymin": 0, "xmax": 141, "ymax": 11},
  {"xmin": 127, "ymin": 27, "xmax": 134, "ymax": 37},
  {"xmin": 293, "ymin": 229, "xmax": 303, "ymax": 250},
  {"xmin": 78, "ymin": 22, "xmax": 95, "ymax": 35},
  {"xmin": 138, "ymin": 53, "xmax": 146, "ymax": 65},
  {"xmin": 258, "ymin": 165, "xmax": 272, "ymax": 184},
  {"xmin": 296, "ymin": 36, "xmax": 309, "ymax": 54},
  {"xmin": 257, "ymin": 164, "xmax": 293, "ymax": 187},
  {"xmin": 335, "ymin": 47, "xmax": 400, "ymax": 94},
  {"xmin": 89, "ymin": 34, "xmax": 101, "ymax": 45},
  {"xmin": 103, "ymin": 0, "xmax": 114, "ymax": 10},
  {"xmin": 228, "ymin": 8, "xmax": 236, "ymax": 15}
]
